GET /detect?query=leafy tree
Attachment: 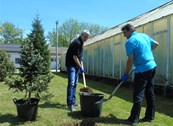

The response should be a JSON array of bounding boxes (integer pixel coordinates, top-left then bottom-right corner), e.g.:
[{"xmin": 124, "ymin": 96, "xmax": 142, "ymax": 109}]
[
  {"xmin": 47, "ymin": 18, "xmax": 108, "ymax": 47},
  {"xmin": 59, "ymin": 18, "xmax": 81, "ymax": 43},
  {"xmin": 0, "ymin": 21, "xmax": 23, "ymax": 44},
  {"xmin": 0, "ymin": 49, "xmax": 15, "ymax": 81},
  {"xmin": 59, "ymin": 34, "xmax": 69, "ymax": 47},
  {"xmin": 0, "ymin": 40, "xmax": 3, "ymax": 44},
  {"xmin": 47, "ymin": 29, "xmax": 56, "ymax": 46},
  {"xmin": 82, "ymin": 23, "xmax": 108, "ymax": 37},
  {"xmin": 47, "ymin": 29, "xmax": 69, "ymax": 47}
]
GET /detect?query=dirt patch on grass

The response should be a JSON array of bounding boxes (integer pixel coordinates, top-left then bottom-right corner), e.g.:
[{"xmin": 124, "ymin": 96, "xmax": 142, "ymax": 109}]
[{"xmin": 60, "ymin": 120, "xmax": 97, "ymax": 126}]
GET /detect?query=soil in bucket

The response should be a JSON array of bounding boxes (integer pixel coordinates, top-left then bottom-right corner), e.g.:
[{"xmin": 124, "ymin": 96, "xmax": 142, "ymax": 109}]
[
  {"xmin": 79, "ymin": 93, "xmax": 104, "ymax": 117},
  {"xmin": 79, "ymin": 87, "xmax": 93, "ymax": 94}
]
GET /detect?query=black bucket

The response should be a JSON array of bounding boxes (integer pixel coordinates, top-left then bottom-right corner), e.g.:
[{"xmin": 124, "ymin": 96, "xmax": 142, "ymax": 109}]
[
  {"xmin": 13, "ymin": 98, "xmax": 39, "ymax": 121},
  {"xmin": 79, "ymin": 93, "xmax": 104, "ymax": 117}
]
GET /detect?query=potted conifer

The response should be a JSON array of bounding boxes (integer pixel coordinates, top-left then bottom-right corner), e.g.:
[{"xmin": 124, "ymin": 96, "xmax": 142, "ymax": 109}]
[{"xmin": 5, "ymin": 16, "xmax": 52, "ymax": 121}]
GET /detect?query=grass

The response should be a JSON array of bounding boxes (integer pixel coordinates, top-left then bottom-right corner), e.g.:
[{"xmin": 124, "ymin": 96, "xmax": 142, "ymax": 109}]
[{"xmin": 0, "ymin": 72, "xmax": 172, "ymax": 126}]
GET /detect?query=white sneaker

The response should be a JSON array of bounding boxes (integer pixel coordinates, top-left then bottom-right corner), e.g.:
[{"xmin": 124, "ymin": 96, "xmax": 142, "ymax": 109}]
[{"xmin": 67, "ymin": 105, "xmax": 75, "ymax": 112}]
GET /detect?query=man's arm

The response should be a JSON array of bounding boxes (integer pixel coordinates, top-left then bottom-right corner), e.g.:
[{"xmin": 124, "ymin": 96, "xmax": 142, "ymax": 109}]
[
  {"xmin": 73, "ymin": 55, "xmax": 82, "ymax": 68},
  {"xmin": 124, "ymin": 55, "xmax": 133, "ymax": 74}
]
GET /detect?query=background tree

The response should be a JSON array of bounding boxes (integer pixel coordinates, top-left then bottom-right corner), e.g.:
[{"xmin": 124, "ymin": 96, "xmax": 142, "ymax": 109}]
[
  {"xmin": 0, "ymin": 49, "xmax": 15, "ymax": 81},
  {"xmin": 0, "ymin": 21, "xmax": 23, "ymax": 44},
  {"xmin": 59, "ymin": 18, "xmax": 81, "ymax": 44},
  {"xmin": 81, "ymin": 23, "xmax": 108, "ymax": 37},
  {"xmin": 47, "ymin": 18, "xmax": 108, "ymax": 47},
  {"xmin": 47, "ymin": 29, "xmax": 69, "ymax": 47}
]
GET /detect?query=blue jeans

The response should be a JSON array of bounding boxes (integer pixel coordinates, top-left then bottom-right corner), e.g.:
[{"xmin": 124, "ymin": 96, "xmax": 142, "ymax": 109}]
[
  {"xmin": 128, "ymin": 68, "xmax": 156, "ymax": 123},
  {"xmin": 67, "ymin": 66, "xmax": 79, "ymax": 106}
]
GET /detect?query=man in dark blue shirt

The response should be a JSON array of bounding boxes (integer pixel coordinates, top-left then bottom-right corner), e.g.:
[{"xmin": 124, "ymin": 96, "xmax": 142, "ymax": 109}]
[
  {"xmin": 121, "ymin": 24, "xmax": 159, "ymax": 125},
  {"xmin": 65, "ymin": 29, "xmax": 90, "ymax": 112}
]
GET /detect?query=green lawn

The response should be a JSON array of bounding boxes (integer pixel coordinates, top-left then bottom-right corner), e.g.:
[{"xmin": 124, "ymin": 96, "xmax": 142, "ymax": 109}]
[{"xmin": 0, "ymin": 72, "xmax": 172, "ymax": 126}]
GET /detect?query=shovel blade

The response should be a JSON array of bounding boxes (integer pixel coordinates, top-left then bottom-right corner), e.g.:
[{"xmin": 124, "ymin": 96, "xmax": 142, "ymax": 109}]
[
  {"xmin": 95, "ymin": 99, "xmax": 107, "ymax": 104},
  {"xmin": 95, "ymin": 95, "xmax": 112, "ymax": 104}
]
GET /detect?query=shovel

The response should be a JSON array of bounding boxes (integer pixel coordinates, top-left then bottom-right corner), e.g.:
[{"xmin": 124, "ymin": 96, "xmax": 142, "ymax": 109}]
[
  {"xmin": 81, "ymin": 61, "xmax": 87, "ymax": 88},
  {"xmin": 95, "ymin": 67, "xmax": 135, "ymax": 104},
  {"xmin": 79, "ymin": 61, "xmax": 93, "ymax": 94}
]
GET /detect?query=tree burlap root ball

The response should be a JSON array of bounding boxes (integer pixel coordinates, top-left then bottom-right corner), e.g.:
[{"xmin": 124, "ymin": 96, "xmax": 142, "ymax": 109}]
[{"xmin": 79, "ymin": 87, "xmax": 93, "ymax": 94}]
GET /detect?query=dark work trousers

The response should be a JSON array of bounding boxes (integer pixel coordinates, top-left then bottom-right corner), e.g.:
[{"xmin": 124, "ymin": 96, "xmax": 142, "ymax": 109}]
[{"xmin": 128, "ymin": 68, "xmax": 156, "ymax": 123}]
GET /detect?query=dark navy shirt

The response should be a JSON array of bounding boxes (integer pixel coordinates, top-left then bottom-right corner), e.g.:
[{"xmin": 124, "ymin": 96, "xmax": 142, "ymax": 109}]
[{"xmin": 65, "ymin": 37, "xmax": 83, "ymax": 68}]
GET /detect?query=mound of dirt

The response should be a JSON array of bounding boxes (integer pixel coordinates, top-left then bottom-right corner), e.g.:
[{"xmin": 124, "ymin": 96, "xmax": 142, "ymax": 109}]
[
  {"xmin": 60, "ymin": 120, "xmax": 97, "ymax": 126},
  {"xmin": 79, "ymin": 87, "xmax": 93, "ymax": 94}
]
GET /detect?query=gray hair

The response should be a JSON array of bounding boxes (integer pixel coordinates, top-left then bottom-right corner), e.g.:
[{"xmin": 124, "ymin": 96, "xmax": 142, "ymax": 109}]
[
  {"xmin": 81, "ymin": 29, "xmax": 90, "ymax": 36},
  {"xmin": 121, "ymin": 24, "xmax": 135, "ymax": 32}
]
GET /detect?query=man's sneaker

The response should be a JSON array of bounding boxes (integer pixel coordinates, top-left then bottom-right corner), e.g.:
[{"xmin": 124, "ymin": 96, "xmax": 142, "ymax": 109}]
[
  {"xmin": 121, "ymin": 120, "xmax": 137, "ymax": 126},
  {"xmin": 140, "ymin": 117, "xmax": 154, "ymax": 123},
  {"xmin": 73, "ymin": 103, "xmax": 80, "ymax": 107},
  {"xmin": 67, "ymin": 105, "xmax": 75, "ymax": 112}
]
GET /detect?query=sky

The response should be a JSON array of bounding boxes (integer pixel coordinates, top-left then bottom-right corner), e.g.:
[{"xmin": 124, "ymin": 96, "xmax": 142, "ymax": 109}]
[{"xmin": 0, "ymin": 0, "xmax": 171, "ymax": 36}]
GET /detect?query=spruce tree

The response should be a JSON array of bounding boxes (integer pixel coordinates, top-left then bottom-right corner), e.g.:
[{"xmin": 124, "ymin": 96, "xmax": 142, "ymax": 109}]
[
  {"xmin": 5, "ymin": 16, "xmax": 52, "ymax": 101},
  {"xmin": 28, "ymin": 16, "xmax": 50, "ymax": 72}
]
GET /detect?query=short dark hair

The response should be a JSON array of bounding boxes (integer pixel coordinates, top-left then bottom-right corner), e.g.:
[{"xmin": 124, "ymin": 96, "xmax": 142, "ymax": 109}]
[{"xmin": 121, "ymin": 24, "xmax": 135, "ymax": 31}]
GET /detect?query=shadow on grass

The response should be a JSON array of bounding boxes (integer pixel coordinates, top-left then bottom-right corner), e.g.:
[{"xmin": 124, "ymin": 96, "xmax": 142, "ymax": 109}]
[
  {"xmin": 66, "ymin": 111, "xmax": 123, "ymax": 125},
  {"xmin": 52, "ymin": 72, "xmax": 67, "ymax": 79},
  {"xmin": 57, "ymin": 72, "xmax": 173, "ymax": 118},
  {"xmin": 39, "ymin": 101, "xmax": 67, "ymax": 110},
  {"xmin": 0, "ymin": 113, "xmax": 24, "ymax": 125}
]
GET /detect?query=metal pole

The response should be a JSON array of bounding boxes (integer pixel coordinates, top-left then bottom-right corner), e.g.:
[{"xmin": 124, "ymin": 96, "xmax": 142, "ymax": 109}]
[{"xmin": 56, "ymin": 20, "xmax": 59, "ymax": 72}]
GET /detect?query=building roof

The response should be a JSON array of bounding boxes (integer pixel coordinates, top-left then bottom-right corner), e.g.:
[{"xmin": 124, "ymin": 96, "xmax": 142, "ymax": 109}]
[
  {"xmin": 0, "ymin": 44, "xmax": 67, "ymax": 55},
  {"xmin": 84, "ymin": 1, "xmax": 173, "ymax": 46},
  {"xmin": 49, "ymin": 47, "xmax": 67, "ymax": 55},
  {"xmin": 0, "ymin": 44, "xmax": 21, "ymax": 52}
]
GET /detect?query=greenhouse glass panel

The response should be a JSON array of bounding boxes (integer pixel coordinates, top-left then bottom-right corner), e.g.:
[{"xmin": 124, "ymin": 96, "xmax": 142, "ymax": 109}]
[
  {"xmin": 121, "ymin": 33, "xmax": 127, "ymax": 73},
  {"xmin": 170, "ymin": 16, "xmax": 173, "ymax": 85},
  {"xmin": 97, "ymin": 42, "xmax": 102, "ymax": 76},
  {"xmin": 154, "ymin": 18, "xmax": 167, "ymax": 32},
  {"xmin": 83, "ymin": 48, "xmax": 87, "ymax": 72},
  {"xmin": 114, "ymin": 43, "xmax": 121, "ymax": 78},
  {"xmin": 91, "ymin": 45, "xmax": 94, "ymax": 75},
  {"xmin": 136, "ymin": 26, "xmax": 143, "ymax": 33},
  {"xmin": 93, "ymin": 44, "xmax": 98, "ymax": 75},
  {"xmin": 100, "ymin": 40, "xmax": 105, "ymax": 76},
  {"xmin": 95, "ymin": 44, "xmax": 99, "ymax": 76},
  {"xmin": 109, "ymin": 37, "xmax": 114, "ymax": 77},
  {"xmin": 153, "ymin": 32, "xmax": 167, "ymax": 85},
  {"xmin": 104, "ymin": 38, "xmax": 109, "ymax": 77},
  {"xmin": 153, "ymin": 18, "xmax": 168, "ymax": 85},
  {"xmin": 88, "ymin": 45, "xmax": 93, "ymax": 75},
  {"xmin": 114, "ymin": 35, "xmax": 121, "ymax": 78},
  {"xmin": 144, "ymin": 23, "xmax": 152, "ymax": 36}
]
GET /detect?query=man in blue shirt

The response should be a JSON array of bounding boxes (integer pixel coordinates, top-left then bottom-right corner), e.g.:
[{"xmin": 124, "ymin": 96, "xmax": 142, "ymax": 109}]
[
  {"xmin": 66, "ymin": 29, "xmax": 90, "ymax": 112},
  {"xmin": 121, "ymin": 24, "xmax": 159, "ymax": 125}
]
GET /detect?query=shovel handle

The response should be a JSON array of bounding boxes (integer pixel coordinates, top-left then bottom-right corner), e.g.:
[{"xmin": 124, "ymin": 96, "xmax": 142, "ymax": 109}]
[
  {"xmin": 81, "ymin": 61, "xmax": 87, "ymax": 87},
  {"xmin": 95, "ymin": 68, "xmax": 135, "ymax": 104},
  {"xmin": 110, "ymin": 67, "xmax": 135, "ymax": 97},
  {"xmin": 110, "ymin": 81, "xmax": 123, "ymax": 96}
]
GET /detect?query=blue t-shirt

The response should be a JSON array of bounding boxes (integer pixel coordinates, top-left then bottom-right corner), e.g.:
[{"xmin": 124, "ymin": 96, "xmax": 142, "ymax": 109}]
[{"xmin": 125, "ymin": 32, "xmax": 157, "ymax": 73}]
